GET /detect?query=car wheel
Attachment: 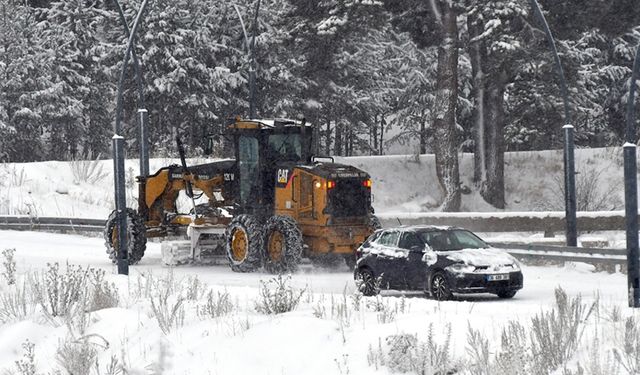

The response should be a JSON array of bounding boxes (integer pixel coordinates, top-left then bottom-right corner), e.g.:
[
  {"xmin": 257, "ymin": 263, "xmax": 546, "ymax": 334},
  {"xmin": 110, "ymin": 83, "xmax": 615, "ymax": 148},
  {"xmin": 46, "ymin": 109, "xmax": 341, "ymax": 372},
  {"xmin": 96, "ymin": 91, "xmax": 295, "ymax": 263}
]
[
  {"xmin": 497, "ymin": 290, "xmax": 517, "ymax": 299},
  {"xmin": 356, "ymin": 268, "xmax": 378, "ymax": 296},
  {"xmin": 430, "ymin": 272, "xmax": 452, "ymax": 301}
]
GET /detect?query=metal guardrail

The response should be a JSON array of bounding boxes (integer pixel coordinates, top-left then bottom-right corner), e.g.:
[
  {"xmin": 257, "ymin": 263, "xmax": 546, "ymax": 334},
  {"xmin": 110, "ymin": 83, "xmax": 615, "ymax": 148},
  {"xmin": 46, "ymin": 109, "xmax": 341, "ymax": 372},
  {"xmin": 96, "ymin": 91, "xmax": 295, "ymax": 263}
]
[
  {"xmin": 0, "ymin": 216, "xmax": 104, "ymax": 234},
  {"xmin": 0, "ymin": 214, "xmax": 628, "ymax": 266},
  {"xmin": 378, "ymin": 211, "xmax": 630, "ymax": 233},
  {"xmin": 491, "ymin": 243, "xmax": 626, "ymax": 266}
]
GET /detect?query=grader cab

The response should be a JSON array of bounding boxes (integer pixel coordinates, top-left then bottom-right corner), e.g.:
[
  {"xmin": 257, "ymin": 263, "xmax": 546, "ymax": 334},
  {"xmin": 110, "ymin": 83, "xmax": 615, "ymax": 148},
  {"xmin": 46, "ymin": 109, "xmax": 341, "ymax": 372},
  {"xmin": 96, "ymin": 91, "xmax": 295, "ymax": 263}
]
[{"xmin": 104, "ymin": 117, "xmax": 380, "ymax": 272}]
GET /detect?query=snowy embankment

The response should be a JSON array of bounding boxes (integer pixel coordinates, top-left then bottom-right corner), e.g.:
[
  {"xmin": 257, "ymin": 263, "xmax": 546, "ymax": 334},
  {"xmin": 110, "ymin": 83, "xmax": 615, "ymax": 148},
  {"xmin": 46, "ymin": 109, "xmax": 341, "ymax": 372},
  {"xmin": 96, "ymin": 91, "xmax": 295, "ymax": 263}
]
[
  {"xmin": 0, "ymin": 230, "xmax": 636, "ymax": 375},
  {"xmin": 0, "ymin": 147, "xmax": 626, "ymax": 219}
]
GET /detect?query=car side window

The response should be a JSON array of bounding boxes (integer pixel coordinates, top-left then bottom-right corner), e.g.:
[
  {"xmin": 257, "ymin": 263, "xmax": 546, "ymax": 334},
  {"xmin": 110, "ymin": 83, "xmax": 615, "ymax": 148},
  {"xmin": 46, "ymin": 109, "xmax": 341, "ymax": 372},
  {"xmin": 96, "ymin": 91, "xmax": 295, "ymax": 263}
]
[
  {"xmin": 420, "ymin": 231, "xmax": 452, "ymax": 251},
  {"xmin": 398, "ymin": 232, "xmax": 423, "ymax": 250},
  {"xmin": 378, "ymin": 231, "xmax": 400, "ymax": 247}
]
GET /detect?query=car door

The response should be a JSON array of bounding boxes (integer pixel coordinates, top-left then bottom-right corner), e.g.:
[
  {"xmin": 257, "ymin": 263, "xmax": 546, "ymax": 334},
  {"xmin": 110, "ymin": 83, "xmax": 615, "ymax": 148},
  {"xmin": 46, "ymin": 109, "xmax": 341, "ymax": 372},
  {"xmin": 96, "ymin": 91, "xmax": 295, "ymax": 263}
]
[
  {"xmin": 371, "ymin": 230, "xmax": 403, "ymax": 289},
  {"xmin": 398, "ymin": 231, "xmax": 428, "ymax": 290}
]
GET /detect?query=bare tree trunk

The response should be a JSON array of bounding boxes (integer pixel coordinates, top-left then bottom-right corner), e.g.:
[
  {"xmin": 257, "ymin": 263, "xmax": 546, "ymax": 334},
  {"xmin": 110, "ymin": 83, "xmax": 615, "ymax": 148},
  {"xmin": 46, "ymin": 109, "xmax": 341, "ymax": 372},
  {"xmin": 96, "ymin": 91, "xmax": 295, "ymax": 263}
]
[
  {"xmin": 420, "ymin": 109, "xmax": 427, "ymax": 154},
  {"xmin": 481, "ymin": 68, "xmax": 507, "ymax": 208},
  {"xmin": 325, "ymin": 118, "xmax": 332, "ymax": 155},
  {"xmin": 371, "ymin": 113, "xmax": 377, "ymax": 155},
  {"xmin": 334, "ymin": 121, "xmax": 343, "ymax": 156},
  {"xmin": 468, "ymin": 12, "xmax": 487, "ymax": 186},
  {"xmin": 379, "ymin": 115, "xmax": 385, "ymax": 155},
  {"xmin": 432, "ymin": 1, "xmax": 460, "ymax": 212}
]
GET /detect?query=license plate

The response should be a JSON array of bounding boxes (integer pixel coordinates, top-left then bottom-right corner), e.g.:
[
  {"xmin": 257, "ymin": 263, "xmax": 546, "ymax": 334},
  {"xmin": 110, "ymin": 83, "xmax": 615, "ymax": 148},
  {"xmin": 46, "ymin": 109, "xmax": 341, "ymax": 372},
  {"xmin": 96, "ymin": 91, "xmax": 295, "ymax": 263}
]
[{"xmin": 487, "ymin": 274, "xmax": 509, "ymax": 281}]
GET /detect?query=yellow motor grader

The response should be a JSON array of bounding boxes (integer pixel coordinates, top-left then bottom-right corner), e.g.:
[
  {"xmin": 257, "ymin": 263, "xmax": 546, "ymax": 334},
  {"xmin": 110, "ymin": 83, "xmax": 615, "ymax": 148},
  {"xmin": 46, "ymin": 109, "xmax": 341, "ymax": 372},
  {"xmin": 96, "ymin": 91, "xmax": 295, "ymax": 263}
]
[{"xmin": 104, "ymin": 117, "xmax": 380, "ymax": 272}]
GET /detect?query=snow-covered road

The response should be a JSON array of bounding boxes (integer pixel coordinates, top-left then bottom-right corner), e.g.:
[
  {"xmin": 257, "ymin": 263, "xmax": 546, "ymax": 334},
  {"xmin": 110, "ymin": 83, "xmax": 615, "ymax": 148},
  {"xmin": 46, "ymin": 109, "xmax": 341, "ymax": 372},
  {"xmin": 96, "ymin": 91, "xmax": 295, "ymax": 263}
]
[
  {"xmin": 1, "ymin": 229, "xmax": 627, "ymax": 307},
  {"xmin": 0, "ymin": 229, "xmax": 635, "ymax": 374}
]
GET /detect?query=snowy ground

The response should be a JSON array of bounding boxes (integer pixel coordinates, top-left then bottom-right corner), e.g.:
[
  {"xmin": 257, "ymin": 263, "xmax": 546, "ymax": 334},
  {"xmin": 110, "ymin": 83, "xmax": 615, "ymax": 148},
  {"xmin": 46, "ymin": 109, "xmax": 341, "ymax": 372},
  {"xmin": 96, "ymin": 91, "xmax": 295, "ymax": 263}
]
[
  {"xmin": 0, "ymin": 230, "xmax": 638, "ymax": 374},
  {"xmin": 0, "ymin": 147, "xmax": 635, "ymax": 373}
]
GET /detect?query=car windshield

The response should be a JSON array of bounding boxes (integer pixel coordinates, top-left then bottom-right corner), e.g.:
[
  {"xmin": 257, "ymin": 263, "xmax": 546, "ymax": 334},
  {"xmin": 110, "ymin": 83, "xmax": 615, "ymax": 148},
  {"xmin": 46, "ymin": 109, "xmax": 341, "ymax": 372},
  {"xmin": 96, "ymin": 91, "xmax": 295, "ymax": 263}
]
[{"xmin": 417, "ymin": 229, "xmax": 488, "ymax": 251}]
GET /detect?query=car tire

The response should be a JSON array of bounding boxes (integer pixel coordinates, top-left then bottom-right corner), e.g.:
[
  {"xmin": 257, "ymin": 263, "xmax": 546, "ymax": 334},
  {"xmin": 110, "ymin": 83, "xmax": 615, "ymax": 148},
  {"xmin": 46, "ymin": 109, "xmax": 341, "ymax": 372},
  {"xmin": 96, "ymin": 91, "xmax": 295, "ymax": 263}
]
[
  {"xmin": 356, "ymin": 267, "xmax": 378, "ymax": 296},
  {"xmin": 497, "ymin": 290, "xmax": 517, "ymax": 299},
  {"xmin": 430, "ymin": 272, "xmax": 452, "ymax": 301}
]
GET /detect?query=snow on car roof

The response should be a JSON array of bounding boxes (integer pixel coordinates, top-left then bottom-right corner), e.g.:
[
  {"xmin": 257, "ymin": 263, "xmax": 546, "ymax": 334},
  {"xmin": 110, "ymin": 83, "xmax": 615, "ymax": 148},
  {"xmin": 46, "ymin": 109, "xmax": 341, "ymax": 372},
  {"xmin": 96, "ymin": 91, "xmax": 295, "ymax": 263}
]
[{"xmin": 384, "ymin": 225, "xmax": 457, "ymax": 231}]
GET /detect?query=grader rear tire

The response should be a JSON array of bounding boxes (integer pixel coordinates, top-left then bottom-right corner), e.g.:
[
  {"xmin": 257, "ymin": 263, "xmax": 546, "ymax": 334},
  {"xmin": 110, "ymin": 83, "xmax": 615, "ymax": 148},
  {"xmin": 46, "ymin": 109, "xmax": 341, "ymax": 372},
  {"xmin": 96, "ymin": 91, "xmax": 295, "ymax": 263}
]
[
  {"xmin": 263, "ymin": 215, "xmax": 303, "ymax": 274},
  {"xmin": 225, "ymin": 214, "xmax": 263, "ymax": 273},
  {"xmin": 104, "ymin": 208, "xmax": 147, "ymax": 265}
]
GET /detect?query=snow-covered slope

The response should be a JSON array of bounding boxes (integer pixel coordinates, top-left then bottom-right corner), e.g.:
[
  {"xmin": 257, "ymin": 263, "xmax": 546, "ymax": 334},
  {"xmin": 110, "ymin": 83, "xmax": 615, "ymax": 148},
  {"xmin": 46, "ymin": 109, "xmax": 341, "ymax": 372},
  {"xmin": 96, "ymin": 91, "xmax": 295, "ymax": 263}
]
[{"xmin": 0, "ymin": 147, "xmax": 625, "ymax": 219}]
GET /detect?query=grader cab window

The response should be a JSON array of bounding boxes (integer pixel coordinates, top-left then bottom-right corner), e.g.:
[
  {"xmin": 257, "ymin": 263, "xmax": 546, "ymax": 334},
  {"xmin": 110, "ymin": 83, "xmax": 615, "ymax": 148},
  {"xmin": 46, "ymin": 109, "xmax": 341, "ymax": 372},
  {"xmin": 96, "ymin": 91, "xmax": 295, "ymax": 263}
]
[
  {"xmin": 238, "ymin": 136, "xmax": 259, "ymax": 205},
  {"xmin": 268, "ymin": 134, "xmax": 302, "ymax": 162}
]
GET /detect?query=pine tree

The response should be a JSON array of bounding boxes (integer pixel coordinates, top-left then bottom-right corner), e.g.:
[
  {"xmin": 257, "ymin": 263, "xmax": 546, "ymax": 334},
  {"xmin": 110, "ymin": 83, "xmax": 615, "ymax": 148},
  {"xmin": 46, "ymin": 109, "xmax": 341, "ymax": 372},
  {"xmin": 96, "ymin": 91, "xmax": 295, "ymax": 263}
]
[{"xmin": 0, "ymin": 0, "xmax": 52, "ymax": 162}]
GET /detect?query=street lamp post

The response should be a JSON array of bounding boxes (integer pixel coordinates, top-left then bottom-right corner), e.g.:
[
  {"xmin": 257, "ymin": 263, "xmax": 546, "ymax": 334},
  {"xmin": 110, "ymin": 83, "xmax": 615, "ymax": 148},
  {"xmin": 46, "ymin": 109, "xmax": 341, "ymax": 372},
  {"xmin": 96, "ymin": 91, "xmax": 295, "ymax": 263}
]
[
  {"xmin": 529, "ymin": 0, "xmax": 577, "ymax": 247},
  {"xmin": 624, "ymin": 43, "xmax": 640, "ymax": 308},
  {"xmin": 111, "ymin": 0, "xmax": 150, "ymax": 275},
  {"xmin": 232, "ymin": 0, "xmax": 261, "ymax": 119}
]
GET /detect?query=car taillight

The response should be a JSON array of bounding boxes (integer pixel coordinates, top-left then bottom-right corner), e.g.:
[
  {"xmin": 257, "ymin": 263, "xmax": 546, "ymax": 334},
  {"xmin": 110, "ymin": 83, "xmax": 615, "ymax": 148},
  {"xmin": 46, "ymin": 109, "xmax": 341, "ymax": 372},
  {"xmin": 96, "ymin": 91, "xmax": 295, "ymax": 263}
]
[
  {"xmin": 327, "ymin": 180, "xmax": 336, "ymax": 189},
  {"xmin": 362, "ymin": 179, "xmax": 372, "ymax": 188}
]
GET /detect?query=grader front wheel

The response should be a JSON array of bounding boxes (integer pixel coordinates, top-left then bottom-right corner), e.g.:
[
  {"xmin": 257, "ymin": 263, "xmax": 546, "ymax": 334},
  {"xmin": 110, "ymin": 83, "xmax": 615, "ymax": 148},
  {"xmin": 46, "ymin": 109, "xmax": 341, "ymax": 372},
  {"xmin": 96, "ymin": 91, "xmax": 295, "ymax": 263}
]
[{"xmin": 225, "ymin": 214, "xmax": 263, "ymax": 272}]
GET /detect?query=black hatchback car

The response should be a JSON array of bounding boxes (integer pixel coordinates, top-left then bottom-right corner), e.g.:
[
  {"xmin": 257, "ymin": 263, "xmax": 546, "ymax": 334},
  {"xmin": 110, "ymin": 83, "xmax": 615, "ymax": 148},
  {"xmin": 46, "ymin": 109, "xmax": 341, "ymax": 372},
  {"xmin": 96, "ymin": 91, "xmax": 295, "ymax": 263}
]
[{"xmin": 354, "ymin": 226, "xmax": 523, "ymax": 300}]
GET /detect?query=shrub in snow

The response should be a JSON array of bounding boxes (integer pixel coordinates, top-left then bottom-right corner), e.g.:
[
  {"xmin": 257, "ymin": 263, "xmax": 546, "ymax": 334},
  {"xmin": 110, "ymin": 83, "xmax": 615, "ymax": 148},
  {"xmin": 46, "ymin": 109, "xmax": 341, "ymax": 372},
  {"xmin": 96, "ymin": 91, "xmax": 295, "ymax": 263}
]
[
  {"xmin": 312, "ymin": 294, "xmax": 326, "ymax": 319},
  {"xmin": 384, "ymin": 334, "xmax": 420, "ymax": 373},
  {"xmin": 466, "ymin": 325, "xmax": 491, "ymax": 375},
  {"xmin": 56, "ymin": 336, "xmax": 99, "ymax": 375},
  {"xmin": 0, "ymin": 279, "xmax": 34, "ymax": 323},
  {"xmin": 185, "ymin": 275, "xmax": 205, "ymax": 301},
  {"xmin": 7, "ymin": 166, "xmax": 27, "ymax": 187},
  {"xmin": 197, "ymin": 289, "xmax": 235, "ymax": 319},
  {"xmin": 330, "ymin": 287, "xmax": 354, "ymax": 327},
  {"xmin": 613, "ymin": 316, "xmax": 640, "ymax": 374},
  {"xmin": 578, "ymin": 335, "xmax": 620, "ymax": 375},
  {"xmin": 365, "ymin": 295, "xmax": 396, "ymax": 324},
  {"xmin": 544, "ymin": 164, "xmax": 622, "ymax": 211},
  {"xmin": 368, "ymin": 324, "xmax": 457, "ymax": 374},
  {"xmin": 530, "ymin": 287, "xmax": 596, "ymax": 373},
  {"xmin": 14, "ymin": 340, "xmax": 37, "ymax": 375},
  {"xmin": 494, "ymin": 321, "xmax": 532, "ymax": 375},
  {"xmin": 2, "ymin": 248, "xmax": 16, "ymax": 285},
  {"xmin": 149, "ymin": 275, "xmax": 185, "ymax": 334},
  {"xmin": 69, "ymin": 153, "xmax": 107, "ymax": 185},
  {"xmin": 254, "ymin": 274, "xmax": 305, "ymax": 315},
  {"xmin": 87, "ymin": 268, "xmax": 119, "ymax": 312},
  {"xmin": 31, "ymin": 262, "xmax": 89, "ymax": 318}
]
